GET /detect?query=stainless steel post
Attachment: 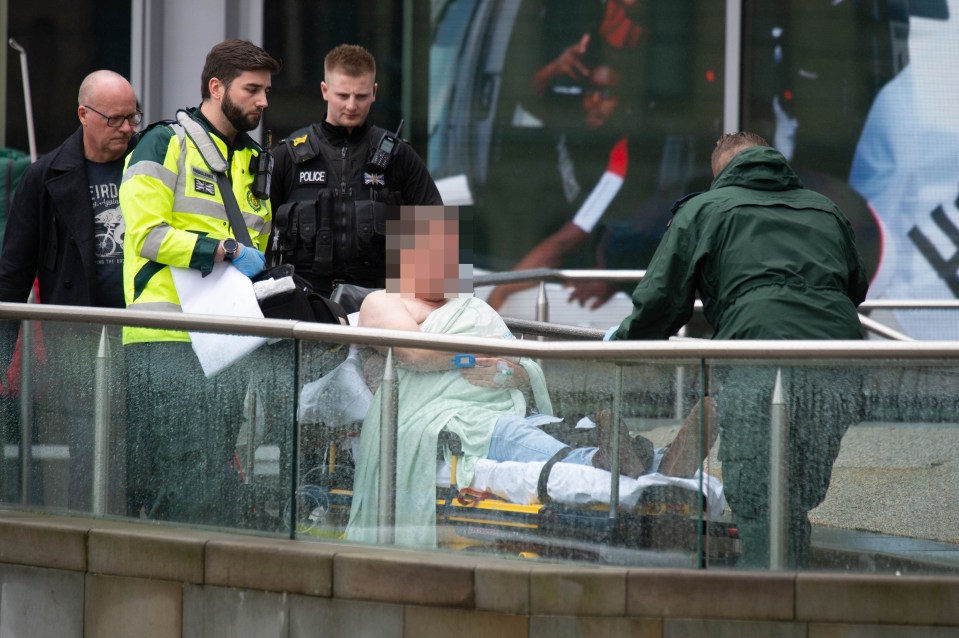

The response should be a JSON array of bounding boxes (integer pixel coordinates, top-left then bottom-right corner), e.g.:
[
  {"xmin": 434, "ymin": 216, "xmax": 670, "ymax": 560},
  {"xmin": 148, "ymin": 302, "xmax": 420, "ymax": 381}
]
[
  {"xmin": 535, "ymin": 281, "xmax": 548, "ymax": 331},
  {"xmin": 769, "ymin": 368, "xmax": 788, "ymax": 570},
  {"xmin": 18, "ymin": 316, "xmax": 31, "ymax": 505},
  {"xmin": 535, "ymin": 281, "xmax": 548, "ymax": 323},
  {"xmin": 8, "ymin": 39, "xmax": 36, "ymax": 161},
  {"xmin": 244, "ymin": 390, "xmax": 257, "ymax": 484},
  {"xmin": 377, "ymin": 348, "xmax": 398, "ymax": 543},
  {"xmin": 92, "ymin": 326, "xmax": 111, "ymax": 515},
  {"xmin": 608, "ymin": 364, "xmax": 623, "ymax": 519},
  {"xmin": 674, "ymin": 327, "xmax": 687, "ymax": 420}
]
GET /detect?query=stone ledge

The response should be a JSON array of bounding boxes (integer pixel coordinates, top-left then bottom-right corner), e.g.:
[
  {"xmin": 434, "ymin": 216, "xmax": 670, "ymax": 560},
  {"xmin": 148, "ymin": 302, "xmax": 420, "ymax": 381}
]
[
  {"xmin": 475, "ymin": 563, "xmax": 531, "ymax": 615},
  {"xmin": 89, "ymin": 527, "xmax": 205, "ymax": 583},
  {"xmin": 206, "ymin": 537, "xmax": 334, "ymax": 596},
  {"xmin": 0, "ymin": 515, "xmax": 88, "ymax": 572},
  {"xmin": 0, "ymin": 509, "xmax": 958, "ymax": 632},
  {"xmin": 333, "ymin": 551, "xmax": 476, "ymax": 607},
  {"xmin": 530, "ymin": 566, "xmax": 628, "ymax": 616},
  {"xmin": 627, "ymin": 569, "xmax": 795, "ymax": 620},
  {"xmin": 796, "ymin": 572, "xmax": 959, "ymax": 626}
]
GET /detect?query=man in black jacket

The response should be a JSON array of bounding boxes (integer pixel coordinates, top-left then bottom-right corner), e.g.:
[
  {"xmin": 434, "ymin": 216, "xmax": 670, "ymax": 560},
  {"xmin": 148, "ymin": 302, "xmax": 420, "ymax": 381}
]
[
  {"xmin": 0, "ymin": 70, "xmax": 139, "ymax": 310},
  {"xmin": 270, "ymin": 44, "xmax": 442, "ymax": 296},
  {"xmin": 0, "ymin": 69, "xmax": 139, "ymax": 510}
]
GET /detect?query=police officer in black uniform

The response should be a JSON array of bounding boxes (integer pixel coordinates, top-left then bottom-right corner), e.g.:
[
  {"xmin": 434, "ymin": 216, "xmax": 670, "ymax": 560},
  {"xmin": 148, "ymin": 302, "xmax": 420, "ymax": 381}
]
[{"xmin": 270, "ymin": 44, "xmax": 442, "ymax": 296}]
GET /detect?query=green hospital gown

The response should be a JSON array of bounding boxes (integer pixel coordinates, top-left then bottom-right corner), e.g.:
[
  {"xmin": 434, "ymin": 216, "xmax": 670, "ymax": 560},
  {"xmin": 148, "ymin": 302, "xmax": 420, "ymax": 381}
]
[{"xmin": 345, "ymin": 295, "xmax": 551, "ymax": 547}]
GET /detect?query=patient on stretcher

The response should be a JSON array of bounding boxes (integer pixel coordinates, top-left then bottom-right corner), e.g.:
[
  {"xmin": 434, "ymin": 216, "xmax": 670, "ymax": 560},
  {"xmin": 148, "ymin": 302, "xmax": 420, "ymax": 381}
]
[{"xmin": 337, "ymin": 205, "xmax": 716, "ymax": 547}]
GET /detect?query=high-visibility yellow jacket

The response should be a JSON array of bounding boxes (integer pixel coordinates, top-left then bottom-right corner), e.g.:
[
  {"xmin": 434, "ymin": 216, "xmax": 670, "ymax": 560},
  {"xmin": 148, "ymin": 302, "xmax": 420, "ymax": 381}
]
[{"xmin": 119, "ymin": 108, "xmax": 271, "ymax": 344}]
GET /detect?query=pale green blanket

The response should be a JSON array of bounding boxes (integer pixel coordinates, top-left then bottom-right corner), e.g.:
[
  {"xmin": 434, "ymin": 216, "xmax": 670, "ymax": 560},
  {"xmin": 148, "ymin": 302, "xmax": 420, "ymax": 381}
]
[{"xmin": 345, "ymin": 295, "xmax": 552, "ymax": 547}]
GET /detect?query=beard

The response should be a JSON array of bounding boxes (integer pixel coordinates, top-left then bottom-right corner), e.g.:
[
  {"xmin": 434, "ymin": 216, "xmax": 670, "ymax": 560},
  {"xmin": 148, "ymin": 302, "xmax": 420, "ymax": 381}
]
[{"xmin": 222, "ymin": 90, "xmax": 261, "ymax": 132}]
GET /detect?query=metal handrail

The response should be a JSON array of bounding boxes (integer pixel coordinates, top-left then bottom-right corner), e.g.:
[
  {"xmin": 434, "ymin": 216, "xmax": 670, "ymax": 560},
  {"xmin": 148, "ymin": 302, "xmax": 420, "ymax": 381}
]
[
  {"xmin": 473, "ymin": 268, "xmax": 646, "ymax": 287},
  {"xmin": 502, "ymin": 316, "xmax": 605, "ymax": 340},
  {"xmin": 3, "ymin": 302, "xmax": 959, "ymax": 359},
  {"xmin": 473, "ymin": 268, "xmax": 959, "ymax": 311}
]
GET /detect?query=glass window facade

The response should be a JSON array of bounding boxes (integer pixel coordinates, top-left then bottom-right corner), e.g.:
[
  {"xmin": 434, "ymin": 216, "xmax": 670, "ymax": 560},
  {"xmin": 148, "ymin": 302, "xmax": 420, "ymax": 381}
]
[
  {"xmin": 5, "ymin": 1, "xmax": 131, "ymax": 154},
  {"xmin": 5, "ymin": 2, "xmax": 959, "ymax": 340}
]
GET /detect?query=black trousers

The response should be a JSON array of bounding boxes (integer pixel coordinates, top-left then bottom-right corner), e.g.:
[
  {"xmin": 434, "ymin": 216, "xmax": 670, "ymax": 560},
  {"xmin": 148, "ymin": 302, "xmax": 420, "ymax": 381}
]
[{"xmin": 125, "ymin": 341, "xmax": 248, "ymax": 527}]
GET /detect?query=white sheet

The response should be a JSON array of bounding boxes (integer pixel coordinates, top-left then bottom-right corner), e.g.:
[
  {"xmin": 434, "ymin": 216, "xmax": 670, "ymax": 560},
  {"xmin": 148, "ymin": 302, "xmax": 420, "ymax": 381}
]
[
  {"xmin": 464, "ymin": 458, "xmax": 727, "ymax": 520},
  {"xmin": 170, "ymin": 262, "xmax": 267, "ymax": 377}
]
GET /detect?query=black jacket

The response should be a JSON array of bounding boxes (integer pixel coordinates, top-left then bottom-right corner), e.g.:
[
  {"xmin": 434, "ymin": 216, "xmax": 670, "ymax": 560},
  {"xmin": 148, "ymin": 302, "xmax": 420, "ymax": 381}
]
[
  {"xmin": 0, "ymin": 128, "xmax": 101, "ymax": 307},
  {"xmin": 0, "ymin": 128, "xmax": 111, "ymax": 370}
]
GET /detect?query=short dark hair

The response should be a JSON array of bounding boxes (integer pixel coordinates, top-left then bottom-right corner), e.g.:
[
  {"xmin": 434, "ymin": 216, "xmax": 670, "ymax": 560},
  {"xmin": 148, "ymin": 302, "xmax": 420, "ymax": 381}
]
[
  {"xmin": 201, "ymin": 39, "xmax": 281, "ymax": 100},
  {"xmin": 324, "ymin": 44, "xmax": 376, "ymax": 79},
  {"xmin": 711, "ymin": 131, "xmax": 769, "ymax": 177}
]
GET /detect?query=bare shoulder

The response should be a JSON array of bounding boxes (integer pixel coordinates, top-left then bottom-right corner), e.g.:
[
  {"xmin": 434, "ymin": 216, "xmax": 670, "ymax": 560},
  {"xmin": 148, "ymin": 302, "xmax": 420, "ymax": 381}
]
[
  {"xmin": 358, "ymin": 290, "xmax": 420, "ymax": 331},
  {"xmin": 357, "ymin": 290, "xmax": 399, "ymax": 326}
]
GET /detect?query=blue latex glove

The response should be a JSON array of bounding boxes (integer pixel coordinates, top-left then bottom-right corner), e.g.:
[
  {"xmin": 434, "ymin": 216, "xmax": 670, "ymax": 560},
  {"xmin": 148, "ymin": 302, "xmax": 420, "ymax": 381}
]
[
  {"xmin": 603, "ymin": 325, "xmax": 618, "ymax": 342},
  {"xmin": 231, "ymin": 244, "xmax": 266, "ymax": 278}
]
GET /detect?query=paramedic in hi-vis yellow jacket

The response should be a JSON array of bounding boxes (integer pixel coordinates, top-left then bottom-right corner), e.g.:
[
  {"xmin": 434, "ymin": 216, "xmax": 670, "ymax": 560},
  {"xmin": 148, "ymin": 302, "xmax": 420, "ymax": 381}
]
[{"xmin": 119, "ymin": 40, "xmax": 281, "ymax": 526}]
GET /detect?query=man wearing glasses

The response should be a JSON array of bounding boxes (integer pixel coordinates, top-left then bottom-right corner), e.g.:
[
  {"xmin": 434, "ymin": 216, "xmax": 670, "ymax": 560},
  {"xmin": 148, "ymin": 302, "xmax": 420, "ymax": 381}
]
[
  {"xmin": 0, "ymin": 69, "xmax": 139, "ymax": 510},
  {"xmin": 0, "ymin": 69, "xmax": 140, "ymax": 310}
]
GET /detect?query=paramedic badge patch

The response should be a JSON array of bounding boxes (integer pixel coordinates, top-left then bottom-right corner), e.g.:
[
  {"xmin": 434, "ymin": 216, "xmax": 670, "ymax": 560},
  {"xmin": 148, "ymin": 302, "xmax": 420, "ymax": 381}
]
[
  {"xmin": 247, "ymin": 190, "xmax": 262, "ymax": 211},
  {"xmin": 363, "ymin": 172, "xmax": 385, "ymax": 187},
  {"xmin": 194, "ymin": 178, "xmax": 215, "ymax": 196}
]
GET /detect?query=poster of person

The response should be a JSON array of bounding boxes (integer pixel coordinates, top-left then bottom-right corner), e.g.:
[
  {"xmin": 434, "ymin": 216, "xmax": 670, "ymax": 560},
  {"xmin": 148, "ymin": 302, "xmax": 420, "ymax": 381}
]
[
  {"xmin": 848, "ymin": 0, "xmax": 959, "ymax": 339},
  {"xmin": 428, "ymin": 0, "xmax": 724, "ymax": 325},
  {"xmin": 428, "ymin": 0, "xmax": 954, "ymax": 339}
]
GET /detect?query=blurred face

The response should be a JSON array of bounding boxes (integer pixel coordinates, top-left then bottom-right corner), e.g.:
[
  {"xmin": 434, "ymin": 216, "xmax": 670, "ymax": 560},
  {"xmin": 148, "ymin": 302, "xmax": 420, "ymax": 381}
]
[
  {"xmin": 219, "ymin": 70, "xmax": 271, "ymax": 133},
  {"xmin": 78, "ymin": 80, "xmax": 138, "ymax": 163},
  {"xmin": 322, "ymin": 70, "xmax": 377, "ymax": 131},
  {"xmin": 395, "ymin": 216, "xmax": 460, "ymax": 300},
  {"xmin": 582, "ymin": 65, "xmax": 622, "ymax": 130}
]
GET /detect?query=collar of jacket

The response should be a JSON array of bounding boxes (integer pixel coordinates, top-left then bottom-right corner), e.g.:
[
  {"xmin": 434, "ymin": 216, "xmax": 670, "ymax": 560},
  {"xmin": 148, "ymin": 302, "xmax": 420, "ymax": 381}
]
[
  {"xmin": 711, "ymin": 145, "xmax": 803, "ymax": 192},
  {"xmin": 49, "ymin": 128, "xmax": 86, "ymax": 172},
  {"xmin": 187, "ymin": 106, "xmax": 258, "ymax": 152},
  {"xmin": 320, "ymin": 117, "xmax": 371, "ymax": 144},
  {"xmin": 55, "ymin": 127, "xmax": 134, "ymax": 171},
  {"xmin": 670, "ymin": 191, "xmax": 704, "ymax": 215}
]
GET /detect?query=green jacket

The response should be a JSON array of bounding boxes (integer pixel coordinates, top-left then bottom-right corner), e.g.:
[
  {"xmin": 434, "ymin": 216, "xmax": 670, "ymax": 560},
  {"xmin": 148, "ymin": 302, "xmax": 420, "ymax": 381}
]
[{"xmin": 612, "ymin": 146, "xmax": 867, "ymax": 340}]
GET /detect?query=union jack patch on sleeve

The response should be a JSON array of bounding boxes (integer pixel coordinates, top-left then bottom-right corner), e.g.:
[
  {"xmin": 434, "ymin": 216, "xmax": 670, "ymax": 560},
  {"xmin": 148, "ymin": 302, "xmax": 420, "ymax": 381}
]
[{"xmin": 194, "ymin": 178, "xmax": 215, "ymax": 196}]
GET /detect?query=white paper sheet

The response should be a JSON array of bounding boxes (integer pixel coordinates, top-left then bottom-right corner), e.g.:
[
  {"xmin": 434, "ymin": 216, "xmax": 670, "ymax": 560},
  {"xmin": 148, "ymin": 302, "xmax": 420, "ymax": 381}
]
[{"xmin": 170, "ymin": 262, "xmax": 267, "ymax": 377}]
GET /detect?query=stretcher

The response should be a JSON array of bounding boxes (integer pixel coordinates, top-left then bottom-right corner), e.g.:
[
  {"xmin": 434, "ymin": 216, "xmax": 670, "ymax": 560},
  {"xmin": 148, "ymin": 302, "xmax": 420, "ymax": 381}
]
[{"xmin": 288, "ymin": 429, "xmax": 740, "ymax": 566}]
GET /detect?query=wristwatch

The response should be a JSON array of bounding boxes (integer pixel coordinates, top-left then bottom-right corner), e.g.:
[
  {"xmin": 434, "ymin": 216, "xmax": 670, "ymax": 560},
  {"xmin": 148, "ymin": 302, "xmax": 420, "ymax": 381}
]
[{"xmin": 222, "ymin": 238, "xmax": 238, "ymax": 260}]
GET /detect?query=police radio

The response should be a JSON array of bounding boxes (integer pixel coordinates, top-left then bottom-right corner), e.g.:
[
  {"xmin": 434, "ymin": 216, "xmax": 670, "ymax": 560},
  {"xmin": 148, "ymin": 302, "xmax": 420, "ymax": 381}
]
[
  {"xmin": 250, "ymin": 130, "xmax": 274, "ymax": 199},
  {"xmin": 369, "ymin": 120, "xmax": 403, "ymax": 171}
]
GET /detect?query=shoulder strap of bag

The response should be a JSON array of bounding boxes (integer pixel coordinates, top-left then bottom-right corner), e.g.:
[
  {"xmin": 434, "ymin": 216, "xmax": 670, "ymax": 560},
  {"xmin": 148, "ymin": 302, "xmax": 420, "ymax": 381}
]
[{"xmin": 176, "ymin": 110, "xmax": 254, "ymax": 247}]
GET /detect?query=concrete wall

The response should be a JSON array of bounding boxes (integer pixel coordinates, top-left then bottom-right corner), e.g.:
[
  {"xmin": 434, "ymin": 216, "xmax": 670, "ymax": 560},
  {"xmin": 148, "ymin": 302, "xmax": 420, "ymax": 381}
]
[{"xmin": 0, "ymin": 510, "xmax": 957, "ymax": 637}]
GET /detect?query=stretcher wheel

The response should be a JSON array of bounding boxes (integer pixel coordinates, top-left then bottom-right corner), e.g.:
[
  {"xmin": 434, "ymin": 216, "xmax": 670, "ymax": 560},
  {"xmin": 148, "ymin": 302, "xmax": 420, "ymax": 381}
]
[{"xmin": 282, "ymin": 484, "xmax": 332, "ymax": 534}]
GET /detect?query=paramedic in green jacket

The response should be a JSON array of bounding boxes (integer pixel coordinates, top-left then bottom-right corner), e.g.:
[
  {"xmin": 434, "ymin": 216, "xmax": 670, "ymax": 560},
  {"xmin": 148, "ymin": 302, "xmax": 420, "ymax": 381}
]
[{"xmin": 609, "ymin": 131, "xmax": 869, "ymax": 569}]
